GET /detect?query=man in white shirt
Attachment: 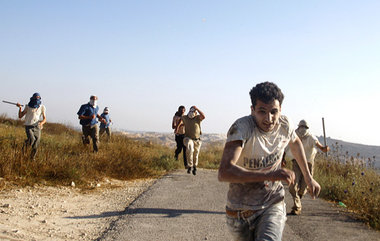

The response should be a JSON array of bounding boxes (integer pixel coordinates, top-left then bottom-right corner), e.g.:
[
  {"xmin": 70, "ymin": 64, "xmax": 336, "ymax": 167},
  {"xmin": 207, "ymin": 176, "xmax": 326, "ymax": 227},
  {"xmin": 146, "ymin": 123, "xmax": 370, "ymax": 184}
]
[
  {"xmin": 17, "ymin": 93, "xmax": 46, "ymax": 159},
  {"xmin": 287, "ymin": 120, "xmax": 329, "ymax": 215},
  {"xmin": 218, "ymin": 82, "xmax": 320, "ymax": 241}
]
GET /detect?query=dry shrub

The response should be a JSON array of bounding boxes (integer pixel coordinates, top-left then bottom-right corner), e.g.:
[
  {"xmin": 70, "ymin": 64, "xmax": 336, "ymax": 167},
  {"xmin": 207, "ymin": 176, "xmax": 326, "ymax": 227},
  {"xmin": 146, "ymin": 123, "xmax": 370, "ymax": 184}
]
[
  {"xmin": 0, "ymin": 116, "xmax": 180, "ymax": 188},
  {"xmin": 314, "ymin": 153, "xmax": 380, "ymax": 230}
]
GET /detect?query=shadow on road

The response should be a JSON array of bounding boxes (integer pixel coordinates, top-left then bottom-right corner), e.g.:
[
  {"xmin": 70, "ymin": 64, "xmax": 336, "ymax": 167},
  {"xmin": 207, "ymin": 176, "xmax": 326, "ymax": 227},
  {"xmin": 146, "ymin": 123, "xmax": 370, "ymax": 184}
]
[{"xmin": 66, "ymin": 208, "xmax": 225, "ymax": 219}]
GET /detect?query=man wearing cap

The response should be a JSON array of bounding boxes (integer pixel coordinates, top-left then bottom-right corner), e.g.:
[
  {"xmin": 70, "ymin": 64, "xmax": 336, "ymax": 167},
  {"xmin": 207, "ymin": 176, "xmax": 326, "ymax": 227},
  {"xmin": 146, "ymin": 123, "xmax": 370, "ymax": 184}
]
[
  {"xmin": 99, "ymin": 107, "xmax": 112, "ymax": 139},
  {"xmin": 286, "ymin": 119, "xmax": 329, "ymax": 215},
  {"xmin": 16, "ymin": 93, "xmax": 46, "ymax": 159},
  {"xmin": 175, "ymin": 106, "xmax": 205, "ymax": 175},
  {"xmin": 77, "ymin": 95, "xmax": 105, "ymax": 152}
]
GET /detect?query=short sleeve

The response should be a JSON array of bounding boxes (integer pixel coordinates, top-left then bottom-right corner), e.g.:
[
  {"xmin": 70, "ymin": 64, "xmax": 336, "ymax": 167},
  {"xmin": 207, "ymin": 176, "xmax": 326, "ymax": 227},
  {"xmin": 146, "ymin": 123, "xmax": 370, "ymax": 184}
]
[
  {"xmin": 226, "ymin": 116, "xmax": 254, "ymax": 144},
  {"xmin": 77, "ymin": 105, "xmax": 85, "ymax": 116},
  {"xmin": 285, "ymin": 116, "xmax": 297, "ymax": 142},
  {"xmin": 311, "ymin": 135, "xmax": 319, "ymax": 144},
  {"xmin": 41, "ymin": 105, "xmax": 46, "ymax": 114}
]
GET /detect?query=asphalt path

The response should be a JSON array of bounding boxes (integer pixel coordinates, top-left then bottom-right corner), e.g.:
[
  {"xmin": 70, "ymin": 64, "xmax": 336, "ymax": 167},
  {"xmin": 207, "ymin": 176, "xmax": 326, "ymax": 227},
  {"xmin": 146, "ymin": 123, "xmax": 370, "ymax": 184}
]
[{"xmin": 98, "ymin": 169, "xmax": 379, "ymax": 241}]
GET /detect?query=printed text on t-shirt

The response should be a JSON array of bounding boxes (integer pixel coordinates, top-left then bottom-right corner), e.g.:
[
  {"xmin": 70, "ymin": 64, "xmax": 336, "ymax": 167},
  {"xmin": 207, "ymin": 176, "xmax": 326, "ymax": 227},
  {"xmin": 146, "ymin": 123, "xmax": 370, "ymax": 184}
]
[{"xmin": 243, "ymin": 152, "xmax": 281, "ymax": 169}]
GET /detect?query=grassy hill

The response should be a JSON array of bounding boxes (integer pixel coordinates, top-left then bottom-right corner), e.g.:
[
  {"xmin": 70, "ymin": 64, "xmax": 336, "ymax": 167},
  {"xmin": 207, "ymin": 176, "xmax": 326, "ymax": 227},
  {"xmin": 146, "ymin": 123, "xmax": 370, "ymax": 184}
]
[
  {"xmin": 0, "ymin": 115, "xmax": 222, "ymax": 189},
  {"xmin": 0, "ymin": 115, "xmax": 183, "ymax": 188},
  {"xmin": 0, "ymin": 115, "xmax": 379, "ymax": 230}
]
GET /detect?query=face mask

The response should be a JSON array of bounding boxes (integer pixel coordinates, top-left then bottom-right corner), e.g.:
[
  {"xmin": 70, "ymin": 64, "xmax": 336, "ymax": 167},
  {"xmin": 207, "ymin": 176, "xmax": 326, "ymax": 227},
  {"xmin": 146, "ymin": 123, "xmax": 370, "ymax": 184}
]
[
  {"xmin": 188, "ymin": 111, "xmax": 196, "ymax": 119},
  {"xmin": 28, "ymin": 97, "xmax": 41, "ymax": 108},
  {"xmin": 296, "ymin": 127, "xmax": 308, "ymax": 138},
  {"xmin": 90, "ymin": 100, "xmax": 97, "ymax": 106}
]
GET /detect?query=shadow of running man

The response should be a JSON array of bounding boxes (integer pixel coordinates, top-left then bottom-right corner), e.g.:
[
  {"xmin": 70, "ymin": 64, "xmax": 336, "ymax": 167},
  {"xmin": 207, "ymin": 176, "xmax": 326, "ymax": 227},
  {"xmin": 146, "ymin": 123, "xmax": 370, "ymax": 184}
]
[{"xmin": 65, "ymin": 208, "xmax": 225, "ymax": 219}]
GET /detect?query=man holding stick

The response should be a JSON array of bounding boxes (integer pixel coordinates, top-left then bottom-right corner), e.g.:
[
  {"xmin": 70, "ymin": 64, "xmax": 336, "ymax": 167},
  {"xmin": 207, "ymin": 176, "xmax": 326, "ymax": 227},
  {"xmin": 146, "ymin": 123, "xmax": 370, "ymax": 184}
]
[
  {"xmin": 218, "ymin": 82, "xmax": 320, "ymax": 240},
  {"xmin": 286, "ymin": 120, "xmax": 329, "ymax": 215},
  {"xmin": 16, "ymin": 93, "xmax": 46, "ymax": 159}
]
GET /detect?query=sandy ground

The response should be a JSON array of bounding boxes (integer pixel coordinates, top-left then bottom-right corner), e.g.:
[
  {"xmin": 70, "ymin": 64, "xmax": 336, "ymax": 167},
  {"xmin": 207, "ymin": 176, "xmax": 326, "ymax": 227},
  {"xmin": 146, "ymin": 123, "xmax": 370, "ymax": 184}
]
[{"xmin": 0, "ymin": 178, "xmax": 155, "ymax": 241}]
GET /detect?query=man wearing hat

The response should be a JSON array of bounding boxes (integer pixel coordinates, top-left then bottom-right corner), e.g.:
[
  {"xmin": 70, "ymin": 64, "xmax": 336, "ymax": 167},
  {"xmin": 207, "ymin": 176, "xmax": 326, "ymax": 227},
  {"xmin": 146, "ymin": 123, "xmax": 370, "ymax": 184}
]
[
  {"xmin": 287, "ymin": 119, "xmax": 329, "ymax": 215},
  {"xmin": 99, "ymin": 107, "xmax": 112, "ymax": 139},
  {"xmin": 16, "ymin": 93, "xmax": 47, "ymax": 159},
  {"xmin": 77, "ymin": 95, "xmax": 105, "ymax": 152}
]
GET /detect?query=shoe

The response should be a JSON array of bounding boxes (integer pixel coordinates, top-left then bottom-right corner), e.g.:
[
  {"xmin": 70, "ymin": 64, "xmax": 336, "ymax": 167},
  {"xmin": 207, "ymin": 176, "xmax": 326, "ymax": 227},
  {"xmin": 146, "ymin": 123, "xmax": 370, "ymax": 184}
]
[
  {"xmin": 187, "ymin": 167, "xmax": 191, "ymax": 174},
  {"xmin": 192, "ymin": 167, "xmax": 196, "ymax": 175},
  {"xmin": 289, "ymin": 209, "xmax": 301, "ymax": 215}
]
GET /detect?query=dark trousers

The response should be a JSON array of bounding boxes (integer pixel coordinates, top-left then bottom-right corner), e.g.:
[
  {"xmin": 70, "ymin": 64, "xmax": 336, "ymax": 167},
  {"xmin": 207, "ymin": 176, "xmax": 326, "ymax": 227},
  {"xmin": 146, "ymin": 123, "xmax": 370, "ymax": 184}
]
[
  {"xmin": 175, "ymin": 134, "xmax": 187, "ymax": 167},
  {"xmin": 82, "ymin": 125, "xmax": 99, "ymax": 152}
]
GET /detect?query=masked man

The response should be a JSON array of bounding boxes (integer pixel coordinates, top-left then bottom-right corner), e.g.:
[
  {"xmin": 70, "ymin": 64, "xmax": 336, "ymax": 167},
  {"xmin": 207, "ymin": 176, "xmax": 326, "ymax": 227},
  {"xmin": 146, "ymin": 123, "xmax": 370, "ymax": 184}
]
[
  {"xmin": 99, "ymin": 107, "xmax": 112, "ymax": 139},
  {"xmin": 286, "ymin": 119, "xmax": 329, "ymax": 215},
  {"xmin": 17, "ymin": 93, "xmax": 46, "ymax": 159},
  {"xmin": 77, "ymin": 95, "xmax": 105, "ymax": 152},
  {"xmin": 175, "ymin": 106, "xmax": 205, "ymax": 175}
]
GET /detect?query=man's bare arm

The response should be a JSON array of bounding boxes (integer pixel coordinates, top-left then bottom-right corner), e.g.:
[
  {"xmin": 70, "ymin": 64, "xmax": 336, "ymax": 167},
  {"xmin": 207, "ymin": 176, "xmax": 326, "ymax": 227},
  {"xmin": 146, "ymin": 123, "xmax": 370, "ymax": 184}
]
[
  {"xmin": 288, "ymin": 136, "xmax": 321, "ymax": 198},
  {"xmin": 316, "ymin": 140, "xmax": 329, "ymax": 152},
  {"xmin": 193, "ymin": 106, "xmax": 205, "ymax": 120},
  {"xmin": 174, "ymin": 119, "xmax": 183, "ymax": 133},
  {"xmin": 218, "ymin": 141, "xmax": 295, "ymax": 184},
  {"xmin": 17, "ymin": 103, "xmax": 27, "ymax": 118}
]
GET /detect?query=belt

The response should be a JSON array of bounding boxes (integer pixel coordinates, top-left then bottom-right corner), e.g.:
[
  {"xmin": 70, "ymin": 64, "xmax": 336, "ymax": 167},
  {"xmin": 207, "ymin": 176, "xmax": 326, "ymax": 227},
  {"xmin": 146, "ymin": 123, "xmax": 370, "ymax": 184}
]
[{"xmin": 225, "ymin": 208, "xmax": 258, "ymax": 219}]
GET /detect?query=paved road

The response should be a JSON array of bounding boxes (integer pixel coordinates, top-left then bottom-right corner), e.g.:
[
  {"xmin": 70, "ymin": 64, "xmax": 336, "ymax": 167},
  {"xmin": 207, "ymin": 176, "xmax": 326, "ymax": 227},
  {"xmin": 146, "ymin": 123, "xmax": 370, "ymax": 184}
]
[{"xmin": 99, "ymin": 169, "xmax": 380, "ymax": 241}]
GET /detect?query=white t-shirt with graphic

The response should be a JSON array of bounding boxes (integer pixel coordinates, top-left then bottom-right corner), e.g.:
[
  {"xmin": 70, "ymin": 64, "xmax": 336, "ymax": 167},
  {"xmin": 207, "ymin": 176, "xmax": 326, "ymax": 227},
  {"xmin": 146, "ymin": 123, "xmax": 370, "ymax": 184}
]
[
  {"xmin": 24, "ymin": 105, "xmax": 46, "ymax": 126},
  {"xmin": 226, "ymin": 115, "xmax": 297, "ymax": 210}
]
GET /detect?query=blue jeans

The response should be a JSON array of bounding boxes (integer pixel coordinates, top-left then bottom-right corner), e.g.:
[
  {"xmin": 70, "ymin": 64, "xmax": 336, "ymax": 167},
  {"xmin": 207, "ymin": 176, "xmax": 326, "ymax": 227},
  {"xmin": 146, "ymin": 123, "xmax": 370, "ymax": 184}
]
[{"xmin": 226, "ymin": 201, "xmax": 286, "ymax": 241}]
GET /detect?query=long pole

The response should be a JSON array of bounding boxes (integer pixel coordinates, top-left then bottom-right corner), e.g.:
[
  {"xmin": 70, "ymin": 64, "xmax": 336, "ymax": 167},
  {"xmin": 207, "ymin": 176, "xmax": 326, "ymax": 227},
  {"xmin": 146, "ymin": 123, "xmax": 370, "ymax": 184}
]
[
  {"xmin": 2, "ymin": 100, "xmax": 23, "ymax": 107},
  {"xmin": 322, "ymin": 117, "xmax": 327, "ymax": 157}
]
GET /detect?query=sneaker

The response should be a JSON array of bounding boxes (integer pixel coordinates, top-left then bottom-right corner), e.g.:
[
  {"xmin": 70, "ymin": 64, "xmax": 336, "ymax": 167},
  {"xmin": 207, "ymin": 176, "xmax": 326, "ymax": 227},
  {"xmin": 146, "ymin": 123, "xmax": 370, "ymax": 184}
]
[
  {"xmin": 187, "ymin": 167, "xmax": 191, "ymax": 174},
  {"xmin": 192, "ymin": 167, "xmax": 197, "ymax": 175}
]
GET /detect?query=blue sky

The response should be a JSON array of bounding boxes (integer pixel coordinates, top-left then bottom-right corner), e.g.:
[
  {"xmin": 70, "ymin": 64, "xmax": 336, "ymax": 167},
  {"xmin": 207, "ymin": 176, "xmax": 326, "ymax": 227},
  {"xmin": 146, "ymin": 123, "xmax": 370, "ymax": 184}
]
[{"xmin": 1, "ymin": 1, "xmax": 379, "ymax": 146}]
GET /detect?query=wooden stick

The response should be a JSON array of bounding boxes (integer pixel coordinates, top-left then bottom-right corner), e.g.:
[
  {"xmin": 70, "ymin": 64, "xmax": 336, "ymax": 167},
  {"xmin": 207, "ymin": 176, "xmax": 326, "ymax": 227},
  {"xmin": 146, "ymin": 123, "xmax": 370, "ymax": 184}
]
[{"xmin": 322, "ymin": 117, "xmax": 327, "ymax": 157}]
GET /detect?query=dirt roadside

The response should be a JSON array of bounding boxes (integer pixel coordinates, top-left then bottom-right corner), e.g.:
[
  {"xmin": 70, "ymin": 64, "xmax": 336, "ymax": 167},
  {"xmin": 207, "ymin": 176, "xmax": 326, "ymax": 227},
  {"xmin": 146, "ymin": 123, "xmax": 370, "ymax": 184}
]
[{"xmin": 0, "ymin": 178, "xmax": 155, "ymax": 241}]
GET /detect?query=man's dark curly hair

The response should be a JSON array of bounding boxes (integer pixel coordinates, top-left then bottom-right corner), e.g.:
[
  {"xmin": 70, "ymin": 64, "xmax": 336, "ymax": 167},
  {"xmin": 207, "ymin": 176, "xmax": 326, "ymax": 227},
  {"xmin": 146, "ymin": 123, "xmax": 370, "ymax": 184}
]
[{"xmin": 249, "ymin": 82, "xmax": 284, "ymax": 108}]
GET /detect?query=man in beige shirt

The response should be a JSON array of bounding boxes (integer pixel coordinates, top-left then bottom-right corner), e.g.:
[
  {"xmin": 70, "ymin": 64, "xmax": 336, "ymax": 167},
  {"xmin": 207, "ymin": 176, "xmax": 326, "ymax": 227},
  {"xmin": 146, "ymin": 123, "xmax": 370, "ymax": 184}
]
[
  {"xmin": 176, "ymin": 106, "xmax": 205, "ymax": 175},
  {"xmin": 286, "ymin": 120, "xmax": 329, "ymax": 215}
]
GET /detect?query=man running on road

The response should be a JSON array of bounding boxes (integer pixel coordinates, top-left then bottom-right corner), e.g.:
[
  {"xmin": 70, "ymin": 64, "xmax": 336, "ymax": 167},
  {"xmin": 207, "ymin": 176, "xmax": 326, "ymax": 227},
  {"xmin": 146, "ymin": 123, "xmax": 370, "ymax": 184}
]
[{"xmin": 218, "ymin": 82, "xmax": 320, "ymax": 241}]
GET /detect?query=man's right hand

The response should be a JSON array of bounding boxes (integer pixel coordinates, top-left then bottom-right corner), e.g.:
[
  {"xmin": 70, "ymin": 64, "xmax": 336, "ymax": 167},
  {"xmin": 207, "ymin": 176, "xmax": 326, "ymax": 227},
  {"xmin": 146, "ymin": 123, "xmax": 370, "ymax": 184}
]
[{"xmin": 16, "ymin": 103, "xmax": 22, "ymax": 108}]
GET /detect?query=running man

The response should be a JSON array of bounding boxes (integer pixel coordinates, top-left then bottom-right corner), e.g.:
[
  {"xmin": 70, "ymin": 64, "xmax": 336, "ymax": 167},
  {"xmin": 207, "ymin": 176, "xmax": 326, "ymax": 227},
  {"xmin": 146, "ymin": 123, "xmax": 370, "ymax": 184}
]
[
  {"xmin": 218, "ymin": 82, "xmax": 320, "ymax": 240},
  {"xmin": 77, "ymin": 95, "xmax": 104, "ymax": 152},
  {"xmin": 17, "ymin": 92, "xmax": 46, "ymax": 159},
  {"xmin": 176, "ymin": 106, "xmax": 205, "ymax": 175},
  {"xmin": 287, "ymin": 119, "xmax": 329, "ymax": 215}
]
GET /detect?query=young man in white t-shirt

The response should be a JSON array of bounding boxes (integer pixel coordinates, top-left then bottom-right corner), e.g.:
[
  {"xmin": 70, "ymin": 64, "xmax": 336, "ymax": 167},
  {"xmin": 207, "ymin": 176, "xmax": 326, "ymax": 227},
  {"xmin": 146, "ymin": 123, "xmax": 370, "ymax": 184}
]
[
  {"xmin": 218, "ymin": 82, "xmax": 320, "ymax": 241},
  {"xmin": 286, "ymin": 120, "xmax": 329, "ymax": 215},
  {"xmin": 17, "ymin": 93, "xmax": 46, "ymax": 159}
]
